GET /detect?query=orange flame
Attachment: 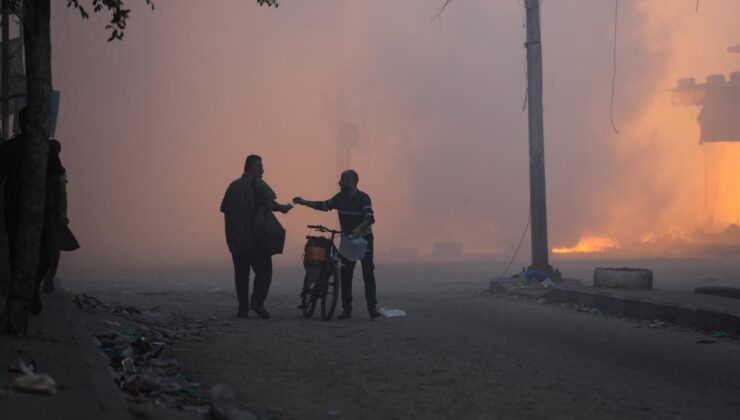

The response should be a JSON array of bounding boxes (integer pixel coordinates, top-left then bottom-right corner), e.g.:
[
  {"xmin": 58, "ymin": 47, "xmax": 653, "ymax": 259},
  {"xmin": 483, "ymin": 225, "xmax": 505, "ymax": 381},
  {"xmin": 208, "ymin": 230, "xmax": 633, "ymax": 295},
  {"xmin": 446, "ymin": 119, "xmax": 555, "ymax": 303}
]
[{"xmin": 552, "ymin": 234, "xmax": 621, "ymax": 255}]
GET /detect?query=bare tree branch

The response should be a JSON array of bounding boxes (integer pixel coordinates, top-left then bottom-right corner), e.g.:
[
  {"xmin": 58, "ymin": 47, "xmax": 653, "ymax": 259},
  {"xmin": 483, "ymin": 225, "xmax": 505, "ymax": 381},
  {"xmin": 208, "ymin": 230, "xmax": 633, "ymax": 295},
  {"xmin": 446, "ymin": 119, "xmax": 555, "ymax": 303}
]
[{"xmin": 431, "ymin": 0, "xmax": 452, "ymax": 24}]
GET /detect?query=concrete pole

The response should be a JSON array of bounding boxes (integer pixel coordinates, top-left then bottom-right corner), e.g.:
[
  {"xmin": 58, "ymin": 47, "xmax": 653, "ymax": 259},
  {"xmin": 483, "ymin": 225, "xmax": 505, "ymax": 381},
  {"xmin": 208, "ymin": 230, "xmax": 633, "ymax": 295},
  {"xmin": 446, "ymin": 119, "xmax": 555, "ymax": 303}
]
[
  {"xmin": 2, "ymin": 0, "xmax": 9, "ymax": 143},
  {"xmin": 524, "ymin": 0, "xmax": 551, "ymax": 272}
]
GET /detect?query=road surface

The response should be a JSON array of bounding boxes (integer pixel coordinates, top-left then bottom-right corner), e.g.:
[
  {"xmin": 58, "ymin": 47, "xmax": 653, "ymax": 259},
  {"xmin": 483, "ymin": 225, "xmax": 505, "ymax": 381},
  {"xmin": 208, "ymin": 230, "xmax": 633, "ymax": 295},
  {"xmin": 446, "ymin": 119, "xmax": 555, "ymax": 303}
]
[{"xmin": 67, "ymin": 262, "xmax": 740, "ymax": 419}]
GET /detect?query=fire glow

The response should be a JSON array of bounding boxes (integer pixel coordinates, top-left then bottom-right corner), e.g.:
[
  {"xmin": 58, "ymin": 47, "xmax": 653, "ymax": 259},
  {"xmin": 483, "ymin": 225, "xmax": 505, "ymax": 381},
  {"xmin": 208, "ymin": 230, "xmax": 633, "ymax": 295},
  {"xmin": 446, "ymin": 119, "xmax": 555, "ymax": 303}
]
[{"xmin": 552, "ymin": 235, "xmax": 621, "ymax": 255}]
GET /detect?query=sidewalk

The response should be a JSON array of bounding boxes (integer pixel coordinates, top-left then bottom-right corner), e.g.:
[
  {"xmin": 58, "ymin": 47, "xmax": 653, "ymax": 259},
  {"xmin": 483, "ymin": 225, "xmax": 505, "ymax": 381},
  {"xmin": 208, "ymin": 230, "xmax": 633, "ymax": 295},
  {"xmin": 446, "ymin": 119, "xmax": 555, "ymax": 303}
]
[
  {"xmin": 492, "ymin": 279, "xmax": 740, "ymax": 334},
  {"xmin": 0, "ymin": 289, "xmax": 133, "ymax": 419}
]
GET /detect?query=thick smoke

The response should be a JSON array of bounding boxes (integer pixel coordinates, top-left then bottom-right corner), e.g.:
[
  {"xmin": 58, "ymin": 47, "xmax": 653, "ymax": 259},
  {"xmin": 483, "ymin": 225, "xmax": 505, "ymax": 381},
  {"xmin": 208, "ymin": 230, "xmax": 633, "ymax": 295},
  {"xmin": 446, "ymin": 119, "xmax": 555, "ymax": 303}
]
[{"xmin": 51, "ymin": 1, "xmax": 740, "ymax": 268}]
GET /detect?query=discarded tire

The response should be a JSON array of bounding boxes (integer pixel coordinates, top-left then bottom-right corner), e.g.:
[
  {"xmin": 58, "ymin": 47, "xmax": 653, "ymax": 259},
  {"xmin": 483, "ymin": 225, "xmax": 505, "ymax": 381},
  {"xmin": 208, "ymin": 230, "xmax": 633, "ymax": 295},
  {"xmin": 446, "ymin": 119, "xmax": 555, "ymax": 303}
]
[{"xmin": 593, "ymin": 267, "xmax": 653, "ymax": 289}]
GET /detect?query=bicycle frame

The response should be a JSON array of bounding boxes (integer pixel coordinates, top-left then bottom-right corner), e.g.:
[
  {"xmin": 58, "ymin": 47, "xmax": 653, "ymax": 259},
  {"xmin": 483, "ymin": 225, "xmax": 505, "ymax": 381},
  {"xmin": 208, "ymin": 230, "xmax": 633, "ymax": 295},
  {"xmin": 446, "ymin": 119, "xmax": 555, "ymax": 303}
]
[{"xmin": 301, "ymin": 225, "xmax": 343, "ymax": 320}]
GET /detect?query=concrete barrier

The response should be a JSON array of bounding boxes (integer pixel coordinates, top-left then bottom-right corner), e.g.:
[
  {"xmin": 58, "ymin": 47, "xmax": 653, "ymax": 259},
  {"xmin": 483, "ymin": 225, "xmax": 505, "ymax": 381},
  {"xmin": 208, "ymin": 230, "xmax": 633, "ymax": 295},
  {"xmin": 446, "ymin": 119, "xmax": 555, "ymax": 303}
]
[{"xmin": 593, "ymin": 267, "xmax": 653, "ymax": 289}]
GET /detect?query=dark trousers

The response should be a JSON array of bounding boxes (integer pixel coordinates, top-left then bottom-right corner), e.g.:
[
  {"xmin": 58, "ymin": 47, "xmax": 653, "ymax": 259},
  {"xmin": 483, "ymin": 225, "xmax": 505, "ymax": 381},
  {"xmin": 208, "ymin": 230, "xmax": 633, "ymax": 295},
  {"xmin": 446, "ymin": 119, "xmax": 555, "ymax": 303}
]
[
  {"xmin": 232, "ymin": 250, "xmax": 273, "ymax": 312},
  {"xmin": 340, "ymin": 235, "xmax": 377, "ymax": 312}
]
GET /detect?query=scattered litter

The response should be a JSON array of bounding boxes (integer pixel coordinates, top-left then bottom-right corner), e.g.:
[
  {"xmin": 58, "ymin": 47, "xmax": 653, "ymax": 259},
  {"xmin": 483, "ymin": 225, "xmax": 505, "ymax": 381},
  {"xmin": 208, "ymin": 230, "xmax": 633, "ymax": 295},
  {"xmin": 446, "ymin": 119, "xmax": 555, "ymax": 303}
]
[
  {"xmin": 697, "ymin": 339, "xmax": 717, "ymax": 344},
  {"xmin": 13, "ymin": 362, "xmax": 56, "ymax": 395},
  {"xmin": 499, "ymin": 270, "xmax": 556, "ymax": 292},
  {"xmin": 121, "ymin": 357, "xmax": 137, "ymax": 375},
  {"xmin": 78, "ymin": 293, "xmax": 223, "ymax": 414},
  {"xmin": 589, "ymin": 308, "xmax": 602, "ymax": 316},
  {"xmin": 327, "ymin": 409, "xmax": 341, "ymax": 417},
  {"xmin": 111, "ymin": 305, "xmax": 141, "ymax": 319},
  {"xmin": 713, "ymin": 331, "xmax": 727, "ymax": 338},
  {"xmin": 122, "ymin": 375, "xmax": 142, "ymax": 396},
  {"xmin": 524, "ymin": 269, "xmax": 548, "ymax": 282},
  {"xmin": 378, "ymin": 307, "xmax": 406, "ymax": 318},
  {"xmin": 646, "ymin": 320, "xmax": 668, "ymax": 328},
  {"xmin": 539, "ymin": 278, "xmax": 555, "ymax": 289}
]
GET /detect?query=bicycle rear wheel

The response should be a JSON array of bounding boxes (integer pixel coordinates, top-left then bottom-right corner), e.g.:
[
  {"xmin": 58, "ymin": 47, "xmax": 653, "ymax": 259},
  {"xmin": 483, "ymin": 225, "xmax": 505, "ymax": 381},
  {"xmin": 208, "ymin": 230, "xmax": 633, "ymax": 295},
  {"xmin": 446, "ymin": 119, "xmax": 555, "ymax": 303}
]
[
  {"xmin": 320, "ymin": 261, "xmax": 340, "ymax": 321},
  {"xmin": 301, "ymin": 270, "xmax": 319, "ymax": 318}
]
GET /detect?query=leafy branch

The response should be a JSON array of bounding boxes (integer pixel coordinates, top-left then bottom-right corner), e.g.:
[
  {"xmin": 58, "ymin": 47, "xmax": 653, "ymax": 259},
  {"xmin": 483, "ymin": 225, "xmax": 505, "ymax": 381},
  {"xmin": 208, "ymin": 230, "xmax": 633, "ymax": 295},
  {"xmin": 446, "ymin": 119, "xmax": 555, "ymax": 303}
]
[{"xmin": 66, "ymin": 0, "xmax": 279, "ymax": 42}]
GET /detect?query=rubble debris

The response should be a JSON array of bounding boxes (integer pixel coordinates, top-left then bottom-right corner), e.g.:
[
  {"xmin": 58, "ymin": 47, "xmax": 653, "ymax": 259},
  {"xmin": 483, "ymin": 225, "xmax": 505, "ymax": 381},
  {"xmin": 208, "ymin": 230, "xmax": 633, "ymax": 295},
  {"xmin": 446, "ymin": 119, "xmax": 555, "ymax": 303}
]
[{"xmin": 75, "ymin": 293, "xmax": 226, "ymax": 414}]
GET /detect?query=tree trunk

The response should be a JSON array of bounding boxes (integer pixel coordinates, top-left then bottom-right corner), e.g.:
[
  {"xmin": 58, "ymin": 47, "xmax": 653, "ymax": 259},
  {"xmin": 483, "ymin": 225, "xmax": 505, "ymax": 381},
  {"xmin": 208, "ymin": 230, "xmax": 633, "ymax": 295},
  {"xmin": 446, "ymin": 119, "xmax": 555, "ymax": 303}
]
[
  {"xmin": 4, "ymin": 0, "xmax": 51, "ymax": 335},
  {"xmin": 0, "ymin": 0, "xmax": 12, "ymax": 318},
  {"xmin": 0, "ymin": 176, "xmax": 11, "ymax": 311}
]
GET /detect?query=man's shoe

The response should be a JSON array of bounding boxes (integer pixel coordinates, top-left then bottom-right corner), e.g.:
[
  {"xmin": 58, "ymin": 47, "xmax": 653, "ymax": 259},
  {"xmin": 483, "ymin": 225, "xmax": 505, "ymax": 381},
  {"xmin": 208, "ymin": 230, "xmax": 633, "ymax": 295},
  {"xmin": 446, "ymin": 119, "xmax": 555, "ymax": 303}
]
[
  {"xmin": 337, "ymin": 310, "xmax": 351, "ymax": 320},
  {"xmin": 236, "ymin": 311, "xmax": 249, "ymax": 319},
  {"xmin": 252, "ymin": 307, "xmax": 270, "ymax": 320},
  {"xmin": 369, "ymin": 308, "xmax": 381, "ymax": 319}
]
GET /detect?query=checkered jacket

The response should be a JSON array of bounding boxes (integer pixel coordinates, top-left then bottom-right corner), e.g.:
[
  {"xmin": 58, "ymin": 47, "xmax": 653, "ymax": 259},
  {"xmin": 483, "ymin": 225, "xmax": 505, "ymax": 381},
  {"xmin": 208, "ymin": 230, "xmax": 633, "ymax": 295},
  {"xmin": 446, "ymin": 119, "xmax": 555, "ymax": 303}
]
[{"xmin": 220, "ymin": 174, "xmax": 276, "ymax": 253}]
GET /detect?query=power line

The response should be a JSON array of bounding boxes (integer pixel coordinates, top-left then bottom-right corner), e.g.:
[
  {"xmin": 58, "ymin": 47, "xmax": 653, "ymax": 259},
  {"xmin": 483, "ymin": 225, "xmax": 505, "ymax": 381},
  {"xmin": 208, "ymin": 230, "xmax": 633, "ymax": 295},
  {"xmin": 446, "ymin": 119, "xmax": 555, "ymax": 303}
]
[
  {"xmin": 495, "ymin": 209, "xmax": 531, "ymax": 283},
  {"xmin": 609, "ymin": 0, "xmax": 620, "ymax": 134}
]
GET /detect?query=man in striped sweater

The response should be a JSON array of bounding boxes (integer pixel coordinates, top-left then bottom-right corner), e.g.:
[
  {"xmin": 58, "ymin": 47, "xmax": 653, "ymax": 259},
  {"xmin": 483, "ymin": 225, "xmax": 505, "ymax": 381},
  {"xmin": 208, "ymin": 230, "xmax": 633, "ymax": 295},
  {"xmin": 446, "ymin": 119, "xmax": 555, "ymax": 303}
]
[{"xmin": 293, "ymin": 170, "xmax": 381, "ymax": 320}]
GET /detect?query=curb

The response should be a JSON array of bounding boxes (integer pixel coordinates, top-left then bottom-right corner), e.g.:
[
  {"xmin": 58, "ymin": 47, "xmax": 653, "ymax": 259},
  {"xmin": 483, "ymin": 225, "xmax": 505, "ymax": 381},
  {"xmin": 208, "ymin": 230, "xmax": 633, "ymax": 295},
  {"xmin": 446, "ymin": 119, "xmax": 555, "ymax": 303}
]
[
  {"xmin": 543, "ymin": 285, "xmax": 740, "ymax": 334},
  {"xmin": 66, "ymin": 289, "xmax": 134, "ymax": 420},
  {"xmin": 0, "ymin": 289, "xmax": 134, "ymax": 420}
]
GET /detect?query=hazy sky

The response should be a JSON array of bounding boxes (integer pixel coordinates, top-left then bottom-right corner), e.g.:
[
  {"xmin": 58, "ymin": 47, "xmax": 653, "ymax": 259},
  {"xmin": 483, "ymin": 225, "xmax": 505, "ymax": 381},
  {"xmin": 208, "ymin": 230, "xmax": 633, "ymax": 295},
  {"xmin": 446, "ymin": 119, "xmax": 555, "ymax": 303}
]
[{"xmin": 50, "ymin": 0, "xmax": 740, "ymax": 268}]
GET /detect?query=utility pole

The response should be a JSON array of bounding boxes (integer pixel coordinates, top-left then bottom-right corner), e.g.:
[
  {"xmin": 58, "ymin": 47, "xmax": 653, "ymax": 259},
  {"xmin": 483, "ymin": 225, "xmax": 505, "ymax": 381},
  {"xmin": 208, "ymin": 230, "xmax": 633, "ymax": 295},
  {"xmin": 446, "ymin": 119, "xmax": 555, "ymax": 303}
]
[
  {"xmin": 524, "ymin": 0, "xmax": 551, "ymax": 273},
  {"xmin": 1, "ymin": 0, "xmax": 9, "ymax": 143}
]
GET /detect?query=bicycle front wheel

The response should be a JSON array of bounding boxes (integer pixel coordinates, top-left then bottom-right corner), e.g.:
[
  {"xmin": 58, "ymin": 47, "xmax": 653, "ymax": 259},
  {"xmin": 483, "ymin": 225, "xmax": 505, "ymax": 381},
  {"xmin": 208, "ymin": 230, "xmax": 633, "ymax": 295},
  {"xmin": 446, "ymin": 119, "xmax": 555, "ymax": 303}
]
[
  {"xmin": 301, "ymin": 271, "xmax": 318, "ymax": 318},
  {"xmin": 320, "ymin": 261, "xmax": 340, "ymax": 321}
]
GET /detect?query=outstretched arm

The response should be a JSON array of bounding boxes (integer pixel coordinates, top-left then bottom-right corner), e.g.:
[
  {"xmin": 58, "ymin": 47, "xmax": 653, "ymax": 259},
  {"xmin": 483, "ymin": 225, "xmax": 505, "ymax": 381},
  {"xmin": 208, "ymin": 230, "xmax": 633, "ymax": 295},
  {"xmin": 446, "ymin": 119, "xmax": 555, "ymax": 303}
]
[{"xmin": 293, "ymin": 197, "xmax": 329, "ymax": 211}]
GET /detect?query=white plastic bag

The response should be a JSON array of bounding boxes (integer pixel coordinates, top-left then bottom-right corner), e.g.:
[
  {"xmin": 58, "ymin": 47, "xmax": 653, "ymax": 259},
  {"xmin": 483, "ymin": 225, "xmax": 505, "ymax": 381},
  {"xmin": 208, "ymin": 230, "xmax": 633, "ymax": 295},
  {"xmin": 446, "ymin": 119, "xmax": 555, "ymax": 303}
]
[
  {"xmin": 378, "ymin": 307, "xmax": 406, "ymax": 318},
  {"xmin": 339, "ymin": 235, "xmax": 368, "ymax": 261}
]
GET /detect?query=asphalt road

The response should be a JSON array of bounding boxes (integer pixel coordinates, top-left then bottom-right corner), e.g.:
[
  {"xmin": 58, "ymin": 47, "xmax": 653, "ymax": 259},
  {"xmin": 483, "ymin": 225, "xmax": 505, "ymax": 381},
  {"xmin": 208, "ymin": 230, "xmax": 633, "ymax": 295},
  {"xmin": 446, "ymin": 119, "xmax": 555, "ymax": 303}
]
[{"xmin": 69, "ymin": 263, "xmax": 740, "ymax": 420}]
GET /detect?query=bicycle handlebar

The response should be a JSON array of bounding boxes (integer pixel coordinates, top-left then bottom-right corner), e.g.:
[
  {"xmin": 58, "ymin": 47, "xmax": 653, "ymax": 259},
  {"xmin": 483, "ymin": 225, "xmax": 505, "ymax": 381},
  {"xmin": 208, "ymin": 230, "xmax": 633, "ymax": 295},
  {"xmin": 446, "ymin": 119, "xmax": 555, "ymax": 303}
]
[{"xmin": 307, "ymin": 224, "xmax": 341, "ymax": 234}]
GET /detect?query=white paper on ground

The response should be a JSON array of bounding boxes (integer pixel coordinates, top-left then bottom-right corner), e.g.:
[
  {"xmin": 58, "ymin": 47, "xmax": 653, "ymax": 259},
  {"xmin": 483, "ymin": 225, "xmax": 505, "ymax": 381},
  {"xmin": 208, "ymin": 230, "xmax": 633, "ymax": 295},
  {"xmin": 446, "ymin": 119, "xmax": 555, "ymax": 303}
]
[{"xmin": 378, "ymin": 307, "xmax": 406, "ymax": 318}]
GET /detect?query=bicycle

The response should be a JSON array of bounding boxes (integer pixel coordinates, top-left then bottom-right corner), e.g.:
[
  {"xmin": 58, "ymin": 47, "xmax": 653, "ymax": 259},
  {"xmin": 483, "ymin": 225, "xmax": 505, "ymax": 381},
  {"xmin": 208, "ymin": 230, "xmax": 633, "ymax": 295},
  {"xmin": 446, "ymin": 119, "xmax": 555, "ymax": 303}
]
[{"xmin": 299, "ymin": 225, "xmax": 341, "ymax": 321}]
